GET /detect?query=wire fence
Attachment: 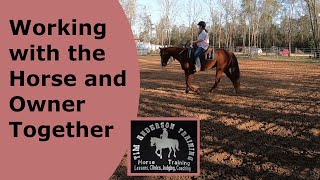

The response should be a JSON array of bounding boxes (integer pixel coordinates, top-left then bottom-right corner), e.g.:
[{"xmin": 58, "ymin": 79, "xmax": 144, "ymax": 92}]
[
  {"xmin": 136, "ymin": 43, "xmax": 320, "ymax": 61},
  {"xmin": 136, "ymin": 42, "xmax": 163, "ymax": 56},
  {"xmin": 232, "ymin": 47, "xmax": 320, "ymax": 60}
]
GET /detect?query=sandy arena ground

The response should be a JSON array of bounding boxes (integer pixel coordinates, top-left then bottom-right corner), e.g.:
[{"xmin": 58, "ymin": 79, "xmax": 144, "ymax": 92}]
[{"xmin": 111, "ymin": 56, "xmax": 320, "ymax": 180}]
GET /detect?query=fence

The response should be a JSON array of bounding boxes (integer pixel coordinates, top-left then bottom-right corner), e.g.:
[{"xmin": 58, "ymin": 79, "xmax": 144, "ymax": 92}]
[
  {"xmin": 136, "ymin": 43, "xmax": 320, "ymax": 60},
  {"xmin": 136, "ymin": 42, "xmax": 163, "ymax": 56},
  {"xmin": 219, "ymin": 46, "xmax": 320, "ymax": 60}
]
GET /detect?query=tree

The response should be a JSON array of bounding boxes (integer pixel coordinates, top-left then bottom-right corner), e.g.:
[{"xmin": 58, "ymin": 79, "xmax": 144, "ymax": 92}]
[
  {"xmin": 119, "ymin": 0, "xmax": 137, "ymax": 27},
  {"xmin": 186, "ymin": 0, "xmax": 203, "ymax": 42},
  {"xmin": 258, "ymin": 0, "xmax": 280, "ymax": 48},
  {"xmin": 220, "ymin": 0, "xmax": 239, "ymax": 49},
  {"xmin": 157, "ymin": 0, "xmax": 180, "ymax": 46},
  {"xmin": 119, "ymin": 0, "xmax": 316, "ymax": 50},
  {"xmin": 242, "ymin": 0, "xmax": 255, "ymax": 48},
  {"xmin": 155, "ymin": 17, "xmax": 167, "ymax": 46},
  {"xmin": 304, "ymin": 0, "xmax": 320, "ymax": 48},
  {"xmin": 138, "ymin": 6, "xmax": 152, "ymax": 43},
  {"xmin": 203, "ymin": 0, "xmax": 217, "ymax": 46}
]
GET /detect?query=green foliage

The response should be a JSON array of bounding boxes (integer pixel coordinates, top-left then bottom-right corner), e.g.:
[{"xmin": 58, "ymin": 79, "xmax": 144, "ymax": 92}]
[{"xmin": 132, "ymin": 0, "xmax": 318, "ymax": 48}]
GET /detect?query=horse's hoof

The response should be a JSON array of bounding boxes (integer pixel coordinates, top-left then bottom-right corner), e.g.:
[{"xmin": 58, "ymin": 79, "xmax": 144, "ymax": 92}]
[{"xmin": 185, "ymin": 90, "xmax": 189, "ymax": 94}]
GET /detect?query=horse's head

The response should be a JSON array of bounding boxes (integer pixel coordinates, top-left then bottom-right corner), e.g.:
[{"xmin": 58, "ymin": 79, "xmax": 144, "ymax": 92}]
[
  {"xmin": 159, "ymin": 47, "xmax": 173, "ymax": 67},
  {"xmin": 150, "ymin": 137, "xmax": 156, "ymax": 146}
]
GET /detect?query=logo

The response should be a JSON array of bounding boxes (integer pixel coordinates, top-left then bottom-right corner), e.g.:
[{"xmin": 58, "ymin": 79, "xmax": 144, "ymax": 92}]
[{"xmin": 129, "ymin": 119, "xmax": 199, "ymax": 176}]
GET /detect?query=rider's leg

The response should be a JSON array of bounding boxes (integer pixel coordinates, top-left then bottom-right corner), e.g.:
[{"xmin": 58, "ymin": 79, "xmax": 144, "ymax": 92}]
[{"xmin": 193, "ymin": 47, "xmax": 205, "ymax": 72}]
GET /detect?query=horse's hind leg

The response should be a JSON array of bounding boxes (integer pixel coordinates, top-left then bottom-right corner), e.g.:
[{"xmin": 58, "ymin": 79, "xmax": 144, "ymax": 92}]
[
  {"xmin": 209, "ymin": 68, "xmax": 224, "ymax": 93},
  {"xmin": 224, "ymin": 68, "xmax": 237, "ymax": 93},
  {"xmin": 185, "ymin": 72, "xmax": 190, "ymax": 93},
  {"xmin": 159, "ymin": 149, "xmax": 162, "ymax": 159},
  {"xmin": 225, "ymin": 68, "xmax": 240, "ymax": 93}
]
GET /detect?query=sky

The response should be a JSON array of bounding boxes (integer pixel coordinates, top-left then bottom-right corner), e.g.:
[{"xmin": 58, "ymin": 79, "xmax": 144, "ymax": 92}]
[
  {"xmin": 132, "ymin": 0, "xmax": 213, "ymax": 34},
  {"xmin": 137, "ymin": 0, "xmax": 161, "ymax": 24},
  {"xmin": 132, "ymin": 0, "xmax": 241, "ymax": 34},
  {"xmin": 131, "ymin": 0, "xmax": 305, "ymax": 35},
  {"xmin": 136, "ymin": 0, "xmax": 213, "ymax": 24}
]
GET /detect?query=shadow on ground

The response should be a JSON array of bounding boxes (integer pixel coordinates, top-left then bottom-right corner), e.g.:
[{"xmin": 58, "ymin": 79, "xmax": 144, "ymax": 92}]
[{"xmin": 110, "ymin": 57, "xmax": 320, "ymax": 180}]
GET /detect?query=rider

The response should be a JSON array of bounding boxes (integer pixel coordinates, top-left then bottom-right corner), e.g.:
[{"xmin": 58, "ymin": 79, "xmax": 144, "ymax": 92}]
[
  {"xmin": 160, "ymin": 128, "xmax": 168, "ymax": 139},
  {"xmin": 192, "ymin": 21, "xmax": 210, "ymax": 72}
]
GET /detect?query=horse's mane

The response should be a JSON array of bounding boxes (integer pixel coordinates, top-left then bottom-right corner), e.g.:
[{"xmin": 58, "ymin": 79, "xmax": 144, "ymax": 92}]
[{"xmin": 162, "ymin": 46, "xmax": 185, "ymax": 50}]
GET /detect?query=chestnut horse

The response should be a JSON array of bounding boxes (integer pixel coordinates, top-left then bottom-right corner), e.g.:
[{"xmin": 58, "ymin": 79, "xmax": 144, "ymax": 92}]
[{"xmin": 159, "ymin": 47, "xmax": 240, "ymax": 94}]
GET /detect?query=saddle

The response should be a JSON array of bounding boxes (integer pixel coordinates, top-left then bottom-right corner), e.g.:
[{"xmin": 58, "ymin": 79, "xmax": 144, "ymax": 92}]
[
  {"xmin": 188, "ymin": 46, "xmax": 214, "ymax": 61},
  {"xmin": 203, "ymin": 47, "xmax": 214, "ymax": 60},
  {"xmin": 187, "ymin": 46, "xmax": 215, "ymax": 72}
]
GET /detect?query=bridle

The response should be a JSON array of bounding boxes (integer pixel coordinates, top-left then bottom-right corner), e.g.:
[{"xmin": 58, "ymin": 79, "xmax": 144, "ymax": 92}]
[{"xmin": 161, "ymin": 47, "xmax": 188, "ymax": 68}]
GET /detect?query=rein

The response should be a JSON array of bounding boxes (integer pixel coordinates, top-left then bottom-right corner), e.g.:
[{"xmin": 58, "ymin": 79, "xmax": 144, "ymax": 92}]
[
  {"xmin": 169, "ymin": 48, "xmax": 187, "ymax": 65},
  {"xmin": 179, "ymin": 48, "xmax": 187, "ymax": 55},
  {"xmin": 161, "ymin": 47, "xmax": 188, "ymax": 68}
]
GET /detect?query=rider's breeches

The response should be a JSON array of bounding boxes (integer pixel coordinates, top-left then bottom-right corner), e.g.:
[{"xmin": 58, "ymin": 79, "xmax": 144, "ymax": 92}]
[
  {"xmin": 193, "ymin": 47, "xmax": 205, "ymax": 60},
  {"xmin": 194, "ymin": 47, "xmax": 205, "ymax": 70}
]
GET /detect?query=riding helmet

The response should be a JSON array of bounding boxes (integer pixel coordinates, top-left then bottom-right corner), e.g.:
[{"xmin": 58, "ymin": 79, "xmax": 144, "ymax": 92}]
[{"xmin": 197, "ymin": 21, "xmax": 206, "ymax": 28}]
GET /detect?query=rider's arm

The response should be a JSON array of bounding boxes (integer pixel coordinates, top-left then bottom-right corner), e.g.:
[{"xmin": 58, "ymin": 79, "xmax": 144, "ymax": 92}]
[
  {"xmin": 192, "ymin": 31, "xmax": 206, "ymax": 44},
  {"xmin": 193, "ymin": 39, "xmax": 204, "ymax": 43}
]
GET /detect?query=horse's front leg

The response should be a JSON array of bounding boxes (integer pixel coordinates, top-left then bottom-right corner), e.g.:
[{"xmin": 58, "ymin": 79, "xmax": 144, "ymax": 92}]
[
  {"xmin": 155, "ymin": 148, "xmax": 160, "ymax": 157},
  {"xmin": 184, "ymin": 71, "xmax": 190, "ymax": 93},
  {"xmin": 168, "ymin": 147, "xmax": 172, "ymax": 158},
  {"xmin": 185, "ymin": 71, "xmax": 200, "ymax": 94}
]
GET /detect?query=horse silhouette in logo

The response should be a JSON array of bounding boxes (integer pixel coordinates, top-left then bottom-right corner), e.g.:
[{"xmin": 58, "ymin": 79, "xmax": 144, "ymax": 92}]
[{"xmin": 150, "ymin": 128, "xmax": 179, "ymax": 159}]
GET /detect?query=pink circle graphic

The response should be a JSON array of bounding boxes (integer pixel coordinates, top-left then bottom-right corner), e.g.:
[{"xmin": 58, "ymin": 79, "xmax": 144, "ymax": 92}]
[{"xmin": 0, "ymin": 0, "xmax": 139, "ymax": 179}]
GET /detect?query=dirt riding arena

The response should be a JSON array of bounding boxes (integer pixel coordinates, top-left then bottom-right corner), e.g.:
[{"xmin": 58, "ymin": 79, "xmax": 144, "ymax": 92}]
[{"xmin": 111, "ymin": 56, "xmax": 320, "ymax": 179}]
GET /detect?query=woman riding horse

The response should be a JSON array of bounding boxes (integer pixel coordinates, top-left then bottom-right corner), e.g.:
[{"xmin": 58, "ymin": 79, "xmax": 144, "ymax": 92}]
[
  {"xmin": 192, "ymin": 21, "xmax": 210, "ymax": 72},
  {"xmin": 159, "ymin": 46, "xmax": 240, "ymax": 94}
]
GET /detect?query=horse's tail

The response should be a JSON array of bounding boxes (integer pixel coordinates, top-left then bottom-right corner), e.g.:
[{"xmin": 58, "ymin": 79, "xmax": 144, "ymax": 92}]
[
  {"xmin": 230, "ymin": 52, "xmax": 240, "ymax": 93},
  {"xmin": 175, "ymin": 140, "xmax": 179, "ymax": 151}
]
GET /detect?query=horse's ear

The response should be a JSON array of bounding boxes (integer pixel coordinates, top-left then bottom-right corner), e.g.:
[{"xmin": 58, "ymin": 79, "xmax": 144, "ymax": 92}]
[{"xmin": 159, "ymin": 47, "xmax": 162, "ymax": 50}]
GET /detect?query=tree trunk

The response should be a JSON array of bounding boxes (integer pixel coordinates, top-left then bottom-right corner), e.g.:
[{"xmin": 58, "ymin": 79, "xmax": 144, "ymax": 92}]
[
  {"xmin": 218, "ymin": 15, "xmax": 222, "ymax": 48},
  {"xmin": 306, "ymin": 0, "xmax": 319, "ymax": 49}
]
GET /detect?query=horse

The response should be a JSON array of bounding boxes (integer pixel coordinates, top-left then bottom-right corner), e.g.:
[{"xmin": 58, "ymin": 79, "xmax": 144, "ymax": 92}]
[
  {"xmin": 159, "ymin": 46, "xmax": 240, "ymax": 94},
  {"xmin": 150, "ymin": 137, "xmax": 179, "ymax": 159}
]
